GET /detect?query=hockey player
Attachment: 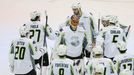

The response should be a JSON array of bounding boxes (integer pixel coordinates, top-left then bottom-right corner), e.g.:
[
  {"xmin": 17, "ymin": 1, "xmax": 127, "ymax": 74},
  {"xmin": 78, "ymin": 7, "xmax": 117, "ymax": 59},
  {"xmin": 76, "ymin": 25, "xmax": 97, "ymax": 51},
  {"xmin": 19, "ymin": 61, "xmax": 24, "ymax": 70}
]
[
  {"xmin": 9, "ymin": 26, "xmax": 46, "ymax": 75},
  {"xmin": 55, "ymin": 15, "xmax": 92, "ymax": 75},
  {"xmin": 113, "ymin": 41, "xmax": 134, "ymax": 75},
  {"xmin": 23, "ymin": 11, "xmax": 55, "ymax": 75},
  {"xmin": 96, "ymin": 15, "xmax": 125, "ymax": 60},
  {"xmin": 50, "ymin": 45, "xmax": 77, "ymax": 75},
  {"xmin": 85, "ymin": 46, "xmax": 117, "ymax": 75},
  {"xmin": 59, "ymin": 2, "xmax": 97, "ymax": 48},
  {"xmin": 102, "ymin": 15, "xmax": 130, "ymax": 41},
  {"xmin": 71, "ymin": 2, "xmax": 98, "ymax": 45}
]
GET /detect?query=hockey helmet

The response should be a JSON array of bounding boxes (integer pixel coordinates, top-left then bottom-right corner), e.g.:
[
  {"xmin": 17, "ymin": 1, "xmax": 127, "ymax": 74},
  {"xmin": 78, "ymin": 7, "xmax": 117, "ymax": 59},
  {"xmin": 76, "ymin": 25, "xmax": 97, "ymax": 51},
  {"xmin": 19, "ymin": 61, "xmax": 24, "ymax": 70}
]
[
  {"xmin": 19, "ymin": 25, "xmax": 28, "ymax": 37},
  {"xmin": 57, "ymin": 45, "xmax": 67, "ymax": 56},
  {"xmin": 92, "ymin": 46, "xmax": 103, "ymax": 57},
  {"xmin": 71, "ymin": 2, "xmax": 81, "ymax": 9},
  {"xmin": 102, "ymin": 15, "xmax": 118, "ymax": 24},
  {"xmin": 30, "ymin": 11, "xmax": 41, "ymax": 20}
]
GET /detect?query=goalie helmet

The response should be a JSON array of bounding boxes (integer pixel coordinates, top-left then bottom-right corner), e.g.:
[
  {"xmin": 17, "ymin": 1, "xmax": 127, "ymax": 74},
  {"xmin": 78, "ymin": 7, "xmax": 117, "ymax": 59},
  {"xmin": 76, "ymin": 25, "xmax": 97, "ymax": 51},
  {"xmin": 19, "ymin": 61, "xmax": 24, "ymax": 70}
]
[
  {"xmin": 19, "ymin": 25, "xmax": 28, "ymax": 37},
  {"xmin": 119, "ymin": 69, "xmax": 132, "ymax": 75},
  {"xmin": 57, "ymin": 45, "xmax": 67, "ymax": 56},
  {"xmin": 92, "ymin": 46, "xmax": 103, "ymax": 57},
  {"xmin": 30, "ymin": 11, "xmax": 41, "ymax": 20},
  {"xmin": 117, "ymin": 41, "xmax": 127, "ymax": 53},
  {"xmin": 94, "ymin": 63, "xmax": 104, "ymax": 75}
]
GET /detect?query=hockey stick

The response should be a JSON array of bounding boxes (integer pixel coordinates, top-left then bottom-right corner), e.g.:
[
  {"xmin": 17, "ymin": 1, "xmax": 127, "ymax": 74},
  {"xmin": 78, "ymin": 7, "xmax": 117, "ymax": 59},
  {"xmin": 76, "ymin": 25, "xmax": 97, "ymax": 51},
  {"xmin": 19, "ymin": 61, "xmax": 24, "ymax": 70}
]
[
  {"xmin": 40, "ymin": 10, "xmax": 48, "ymax": 75},
  {"xmin": 126, "ymin": 25, "xmax": 131, "ymax": 37},
  {"xmin": 98, "ymin": 12, "xmax": 101, "ymax": 31}
]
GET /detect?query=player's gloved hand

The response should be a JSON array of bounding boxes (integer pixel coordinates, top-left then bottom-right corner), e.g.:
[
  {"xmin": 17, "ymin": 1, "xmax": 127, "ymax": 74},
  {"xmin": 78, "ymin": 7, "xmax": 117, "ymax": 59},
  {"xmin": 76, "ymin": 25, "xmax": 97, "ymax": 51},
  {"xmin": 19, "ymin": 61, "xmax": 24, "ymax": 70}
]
[
  {"xmin": 39, "ymin": 47, "xmax": 47, "ymax": 55},
  {"xmin": 9, "ymin": 65, "xmax": 14, "ymax": 73},
  {"xmin": 85, "ymin": 43, "xmax": 92, "ymax": 52}
]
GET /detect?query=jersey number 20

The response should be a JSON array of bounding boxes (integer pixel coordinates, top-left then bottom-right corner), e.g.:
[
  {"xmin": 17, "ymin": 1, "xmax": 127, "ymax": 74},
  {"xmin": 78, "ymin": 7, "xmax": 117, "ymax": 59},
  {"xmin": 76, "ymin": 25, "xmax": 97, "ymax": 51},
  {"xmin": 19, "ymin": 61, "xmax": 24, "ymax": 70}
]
[{"xmin": 15, "ymin": 46, "xmax": 26, "ymax": 60}]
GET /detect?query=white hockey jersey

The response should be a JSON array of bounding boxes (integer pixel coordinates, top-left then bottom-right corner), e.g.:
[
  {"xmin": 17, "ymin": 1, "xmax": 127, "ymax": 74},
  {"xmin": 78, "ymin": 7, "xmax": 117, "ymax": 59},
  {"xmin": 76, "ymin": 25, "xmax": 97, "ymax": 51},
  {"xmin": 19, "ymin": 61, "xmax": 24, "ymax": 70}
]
[
  {"xmin": 96, "ymin": 25, "xmax": 125, "ymax": 58},
  {"xmin": 113, "ymin": 53, "xmax": 134, "ymax": 75},
  {"xmin": 85, "ymin": 58, "xmax": 117, "ymax": 75},
  {"xmin": 59, "ymin": 12, "xmax": 97, "ymax": 43},
  {"xmin": 9, "ymin": 37, "xmax": 43, "ymax": 74},
  {"xmin": 24, "ymin": 21, "xmax": 55, "ymax": 48},
  {"xmin": 79, "ymin": 13, "xmax": 98, "ymax": 40},
  {"xmin": 50, "ymin": 58, "xmax": 77, "ymax": 75},
  {"xmin": 55, "ymin": 25, "xmax": 91, "ymax": 58}
]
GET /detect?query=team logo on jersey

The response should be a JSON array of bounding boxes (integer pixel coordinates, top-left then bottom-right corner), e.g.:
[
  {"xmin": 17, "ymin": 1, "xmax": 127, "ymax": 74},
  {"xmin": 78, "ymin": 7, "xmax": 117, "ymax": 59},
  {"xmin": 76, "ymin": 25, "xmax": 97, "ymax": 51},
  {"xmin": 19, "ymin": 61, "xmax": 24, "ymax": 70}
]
[{"xmin": 70, "ymin": 36, "xmax": 80, "ymax": 47}]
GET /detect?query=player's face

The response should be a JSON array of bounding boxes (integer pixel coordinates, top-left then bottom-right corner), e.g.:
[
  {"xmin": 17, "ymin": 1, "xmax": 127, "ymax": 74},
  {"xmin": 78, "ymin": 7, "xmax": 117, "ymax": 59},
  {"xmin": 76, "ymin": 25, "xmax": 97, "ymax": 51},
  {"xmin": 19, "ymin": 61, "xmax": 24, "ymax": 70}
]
[
  {"xmin": 72, "ymin": 8, "xmax": 79, "ymax": 15},
  {"xmin": 101, "ymin": 20, "xmax": 110, "ymax": 27},
  {"xmin": 71, "ymin": 15, "xmax": 79, "ymax": 27}
]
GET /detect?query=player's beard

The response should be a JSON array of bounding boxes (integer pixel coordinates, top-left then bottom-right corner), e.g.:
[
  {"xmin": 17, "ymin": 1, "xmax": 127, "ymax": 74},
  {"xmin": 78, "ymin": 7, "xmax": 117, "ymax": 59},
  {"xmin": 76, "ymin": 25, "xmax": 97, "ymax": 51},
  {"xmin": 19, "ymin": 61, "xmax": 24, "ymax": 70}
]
[{"xmin": 73, "ymin": 8, "xmax": 80, "ymax": 16}]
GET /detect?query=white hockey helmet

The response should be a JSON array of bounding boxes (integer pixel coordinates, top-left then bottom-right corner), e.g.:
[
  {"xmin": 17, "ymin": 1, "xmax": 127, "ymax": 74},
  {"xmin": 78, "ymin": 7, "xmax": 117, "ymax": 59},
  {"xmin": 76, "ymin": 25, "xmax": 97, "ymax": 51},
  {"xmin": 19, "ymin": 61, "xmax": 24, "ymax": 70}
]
[
  {"xmin": 57, "ymin": 45, "xmax": 67, "ymax": 56},
  {"xmin": 94, "ymin": 63, "xmax": 104, "ymax": 75},
  {"xmin": 71, "ymin": 2, "xmax": 81, "ymax": 9},
  {"xmin": 101, "ymin": 15, "xmax": 108, "ymax": 21},
  {"xmin": 103, "ymin": 15, "xmax": 118, "ymax": 24},
  {"xmin": 117, "ymin": 41, "xmax": 127, "ymax": 53},
  {"xmin": 19, "ymin": 25, "xmax": 28, "ymax": 37},
  {"xmin": 30, "ymin": 11, "xmax": 41, "ymax": 20},
  {"xmin": 119, "ymin": 69, "xmax": 132, "ymax": 75},
  {"xmin": 92, "ymin": 46, "xmax": 103, "ymax": 57},
  {"xmin": 101, "ymin": 15, "xmax": 110, "ymax": 27}
]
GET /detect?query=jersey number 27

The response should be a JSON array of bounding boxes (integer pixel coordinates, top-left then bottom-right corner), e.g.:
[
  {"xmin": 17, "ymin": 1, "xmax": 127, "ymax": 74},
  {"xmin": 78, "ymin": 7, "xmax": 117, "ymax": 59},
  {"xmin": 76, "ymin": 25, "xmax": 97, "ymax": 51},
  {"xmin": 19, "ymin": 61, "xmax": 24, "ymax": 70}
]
[{"xmin": 29, "ymin": 29, "xmax": 41, "ymax": 42}]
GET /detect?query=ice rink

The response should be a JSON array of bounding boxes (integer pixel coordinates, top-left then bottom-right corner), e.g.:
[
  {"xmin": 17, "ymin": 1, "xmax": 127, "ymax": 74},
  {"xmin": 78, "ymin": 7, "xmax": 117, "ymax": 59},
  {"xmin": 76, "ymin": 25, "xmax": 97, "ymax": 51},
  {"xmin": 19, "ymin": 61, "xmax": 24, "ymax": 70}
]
[{"xmin": 0, "ymin": 0, "xmax": 134, "ymax": 75}]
